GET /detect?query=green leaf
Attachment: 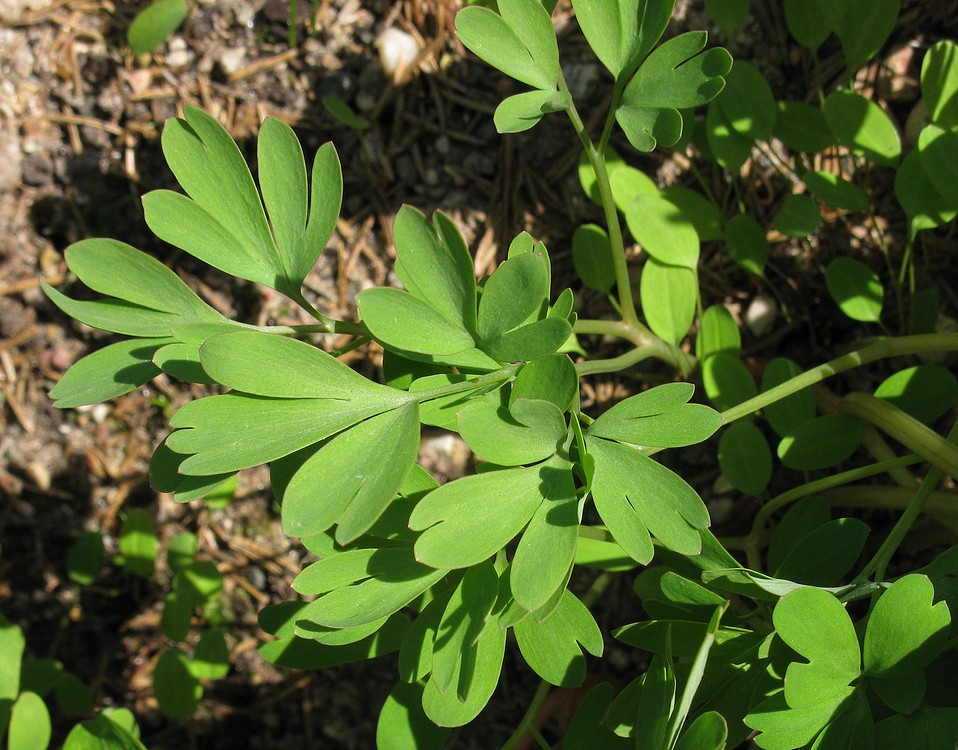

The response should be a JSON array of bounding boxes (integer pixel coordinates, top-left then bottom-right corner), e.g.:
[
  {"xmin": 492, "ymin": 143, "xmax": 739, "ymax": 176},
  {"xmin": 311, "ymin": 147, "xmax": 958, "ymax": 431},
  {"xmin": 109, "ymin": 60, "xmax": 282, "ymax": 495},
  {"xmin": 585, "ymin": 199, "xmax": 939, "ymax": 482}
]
[
  {"xmin": 514, "ymin": 590, "xmax": 603, "ymax": 686},
  {"xmin": 511, "ymin": 354, "xmax": 578, "ymax": 412},
  {"xmin": 661, "ymin": 186, "xmax": 724, "ymax": 242},
  {"xmin": 634, "ymin": 651, "xmax": 675, "ymax": 750},
  {"xmin": 410, "ymin": 462, "xmax": 551, "ymax": 568},
  {"xmin": 774, "ymin": 518, "xmax": 869, "ymax": 586},
  {"xmin": 773, "ymin": 194, "xmax": 821, "ymax": 238},
  {"xmin": 783, "ymin": 0, "xmax": 830, "ymax": 51},
  {"xmin": 294, "ymin": 548, "xmax": 445, "ymax": 629},
  {"xmin": 8, "ymin": 692, "xmax": 51, "ymax": 750},
  {"xmin": 127, "ymin": 0, "xmax": 188, "ymax": 54},
  {"xmin": 778, "ymin": 414, "xmax": 867, "ymax": 470},
  {"xmin": 359, "ymin": 287, "xmax": 477, "ymax": 357},
  {"xmin": 705, "ymin": 102, "xmax": 753, "ymax": 172},
  {"xmin": 57, "ymin": 239, "xmax": 223, "ymax": 323},
  {"xmin": 494, "ymin": 89, "xmax": 571, "ymax": 133},
  {"xmin": 571, "ymin": 0, "xmax": 675, "ymax": 79},
  {"xmin": 161, "ymin": 591, "xmax": 193, "ymax": 641},
  {"xmin": 154, "ymin": 649, "xmax": 202, "ymax": 721},
  {"xmin": 259, "ymin": 121, "xmax": 342, "ymax": 295},
  {"xmin": 608, "ymin": 161, "xmax": 658, "ymax": 212},
  {"xmin": 825, "ymin": 257, "xmax": 883, "ymax": 322},
  {"xmin": 588, "ymin": 437, "xmax": 709, "ymax": 563},
  {"xmin": 640, "ymin": 259, "xmax": 697, "ymax": 346},
  {"xmin": 394, "ymin": 206, "xmax": 478, "ymax": 336},
  {"xmin": 774, "ymin": 588, "xmax": 861, "ymax": 708},
  {"xmin": 875, "ymin": 706, "xmax": 958, "ymax": 750},
  {"xmin": 863, "ymin": 574, "xmax": 951, "ymax": 677},
  {"xmin": 875, "ymin": 365, "xmax": 958, "ymax": 423},
  {"xmin": 767, "ymin": 498, "xmax": 831, "ymax": 575},
  {"xmin": 478, "ymin": 252, "xmax": 549, "ymax": 340},
  {"xmin": 50, "ymin": 337, "xmax": 168, "ymax": 408},
  {"xmin": 719, "ymin": 420, "xmax": 771, "ymax": 495},
  {"xmin": 895, "ymin": 149, "xmax": 957, "ymax": 236},
  {"xmin": 145, "ymin": 108, "xmax": 281, "ymax": 287},
  {"xmin": 588, "ymin": 382, "xmax": 722, "ymax": 448},
  {"xmin": 189, "ymin": 630, "xmax": 230, "ymax": 680},
  {"xmin": 455, "ymin": 0, "xmax": 559, "ymax": 90},
  {"xmin": 481, "ymin": 317, "xmax": 572, "ymax": 363},
  {"xmin": 702, "ymin": 351, "xmax": 758, "ymax": 412},
  {"xmin": 616, "ymin": 31, "xmax": 731, "ymax": 150},
  {"xmin": 67, "ymin": 531, "xmax": 105, "ymax": 585},
  {"xmin": 803, "ymin": 172, "xmax": 869, "ymax": 212},
  {"xmin": 321, "ymin": 95, "xmax": 370, "ymax": 130},
  {"xmin": 564, "ymin": 682, "xmax": 632, "ymax": 749},
  {"xmin": 119, "ymin": 508, "xmax": 156, "ymax": 578},
  {"xmin": 921, "ymin": 40, "xmax": 958, "ymax": 130},
  {"xmin": 42, "ymin": 288, "xmax": 185, "ymax": 338},
  {"xmin": 697, "ymin": 304, "xmax": 741, "ymax": 361},
  {"xmin": 917, "ymin": 124, "xmax": 958, "ymax": 208},
  {"xmin": 510, "ymin": 462, "xmax": 578, "ymax": 612},
  {"xmin": 431, "ymin": 561, "xmax": 499, "ymax": 699},
  {"xmin": 376, "ymin": 682, "xmax": 451, "ymax": 750},
  {"xmin": 716, "ymin": 60, "xmax": 776, "ymax": 142},
  {"xmin": 725, "ymin": 213, "xmax": 768, "ymax": 276},
  {"xmin": 823, "ymin": 90, "xmax": 901, "ymax": 167},
  {"xmin": 54, "ymin": 673, "xmax": 93, "ymax": 718},
  {"xmin": 704, "ymin": 0, "xmax": 750, "ymax": 32},
  {"xmin": 148, "ymin": 440, "xmax": 236, "ymax": 502},
  {"xmin": 774, "ymin": 100, "xmax": 836, "ymax": 153},
  {"xmin": 746, "ymin": 690, "xmax": 856, "ymax": 750},
  {"xmin": 422, "ymin": 612, "xmax": 506, "ymax": 727},
  {"xmin": 281, "ymin": 404, "xmax": 420, "ymax": 543},
  {"xmin": 626, "ymin": 193, "xmax": 700, "ymax": 268},
  {"xmin": 457, "ymin": 391, "xmax": 565, "ymax": 466},
  {"xmin": 19, "ymin": 659, "xmax": 62, "ymax": 698},
  {"xmin": 761, "ymin": 357, "xmax": 815, "ymax": 437},
  {"xmin": 676, "ymin": 711, "xmax": 728, "ymax": 750},
  {"xmin": 167, "ymin": 532, "xmax": 198, "ymax": 573},
  {"xmin": 837, "ymin": 0, "xmax": 900, "ymax": 71},
  {"xmin": 63, "ymin": 714, "xmax": 148, "ymax": 750},
  {"xmin": 175, "ymin": 560, "xmax": 223, "ymax": 606},
  {"xmin": 572, "ymin": 224, "xmax": 615, "ymax": 293}
]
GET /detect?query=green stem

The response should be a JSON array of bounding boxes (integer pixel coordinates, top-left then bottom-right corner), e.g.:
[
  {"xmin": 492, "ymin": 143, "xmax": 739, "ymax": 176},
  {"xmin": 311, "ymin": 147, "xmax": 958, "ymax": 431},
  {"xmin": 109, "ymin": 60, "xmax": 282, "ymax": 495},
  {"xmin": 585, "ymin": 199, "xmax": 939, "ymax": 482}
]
[
  {"xmin": 500, "ymin": 680, "xmax": 553, "ymax": 750},
  {"xmin": 573, "ymin": 318, "xmax": 693, "ymax": 374},
  {"xmin": 241, "ymin": 320, "xmax": 367, "ymax": 336},
  {"xmin": 721, "ymin": 334, "xmax": 958, "ymax": 425},
  {"xmin": 575, "ymin": 345, "xmax": 659, "ymax": 377},
  {"xmin": 559, "ymin": 75, "xmax": 641, "ymax": 331},
  {"xmin": 857, "ymin": 419, "xmax": 958, "ymax": 582}
]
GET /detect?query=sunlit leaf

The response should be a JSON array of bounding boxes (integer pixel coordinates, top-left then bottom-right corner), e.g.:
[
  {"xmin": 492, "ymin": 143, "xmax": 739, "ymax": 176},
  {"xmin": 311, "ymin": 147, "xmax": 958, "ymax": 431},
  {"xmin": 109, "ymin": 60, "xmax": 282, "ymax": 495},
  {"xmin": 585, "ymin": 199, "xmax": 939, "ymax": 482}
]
[
  {"xmin": 823, "ymin": 90, "xmax": 901, "ymax": 167},
  {"xmin": 825, "ymin": 257, "xmax": 883, "ymax": 322},
  {"xmin": 718, "ymin": 421, "xmax": 771, "ymax": 495},
  {"xmin": 640, "ymin": 259, "xmax": 697, "ymax": 346},
  {"xmin": 921, "ymin": 40, "xmax": 958, "ymax": 130},
  {"xmin": 127, "ymin": 0, "xmax": 188, "ymax": 54}
]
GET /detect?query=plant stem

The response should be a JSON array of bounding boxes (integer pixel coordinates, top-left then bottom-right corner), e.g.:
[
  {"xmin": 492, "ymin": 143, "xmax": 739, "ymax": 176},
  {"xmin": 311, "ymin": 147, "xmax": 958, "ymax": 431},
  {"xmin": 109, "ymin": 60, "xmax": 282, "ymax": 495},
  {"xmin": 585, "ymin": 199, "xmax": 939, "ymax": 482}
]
[
  {"xmin": 574, "ymin": 318, "xmax": 692, "ymax": 374},
  {"xmin": 559, "ymin": 75, "xmax": 641, "ymax": 331},
  {"xmin": 721, "ymin": 334, "xmax": 958, "ymax": 424},
  {"xmin": 409, "ymin": 366, "xmax": 518, "ymax": 403},
  {"xmin": 857, "ymin": 419, "xmax": 958, "ymax": 583},
  {"xmin": 500, "ymin": 680, "xmax": 553, "ymax": 750}
]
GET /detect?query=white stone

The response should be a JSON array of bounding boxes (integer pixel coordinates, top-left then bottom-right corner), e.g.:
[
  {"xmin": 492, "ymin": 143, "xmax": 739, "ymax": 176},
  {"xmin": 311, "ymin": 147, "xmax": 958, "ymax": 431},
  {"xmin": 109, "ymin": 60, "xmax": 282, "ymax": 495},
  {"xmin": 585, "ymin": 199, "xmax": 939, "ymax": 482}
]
[
  {"xmin": 376, "ymin": 28, "xmax": 420, "ymax": 81},
  {"xmin": 745, "ymin": 294, "xmax": 777, "ymax": 338}
]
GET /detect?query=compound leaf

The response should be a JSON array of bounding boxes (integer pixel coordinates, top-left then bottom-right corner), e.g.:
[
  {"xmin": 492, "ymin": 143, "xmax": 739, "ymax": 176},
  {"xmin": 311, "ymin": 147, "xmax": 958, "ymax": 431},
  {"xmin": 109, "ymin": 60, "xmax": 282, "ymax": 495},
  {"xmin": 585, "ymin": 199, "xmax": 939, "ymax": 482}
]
[
  {"xmin": 863, "ymin": 574, "xmax": 950, "ymax": 677},
  {"xmin": 358, "ymin": 287, "xmax": 476, "ymax": 357},
  {"xmin": 478, "ymin": 252, "xmax": 550, "ymax": 341},
  {"xmin": 281, "ymin": 404, "xmax": 420, "ymax": 543},
  {"xmin": 513, "ymin": 590, "xmax": 603, "ymax": 686},
  {"xmin": 457, "ymin": 391, "xmax": 565, "ymax": 466},
  {"xmin": 588, "ymin": 382, "xmax": 722, "ymax": 448},
  {"xmin": 588, "ymin": 437, "xmax": 709, "ymax": 563},
  {"xmin": 410, "ymin": 463, "xmax": 550, "ymax": 569}
]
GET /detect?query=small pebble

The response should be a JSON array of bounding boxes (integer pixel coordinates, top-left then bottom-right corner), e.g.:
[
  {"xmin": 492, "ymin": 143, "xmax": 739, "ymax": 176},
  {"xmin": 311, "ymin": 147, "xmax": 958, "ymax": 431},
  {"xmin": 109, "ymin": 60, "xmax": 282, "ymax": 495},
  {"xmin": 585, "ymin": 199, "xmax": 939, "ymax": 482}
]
[
  {"xmin": 376, "ymin": 28, "xmax": 420, "ymax": 83},
  {"xmin": 745, "ymin": 294, "xmax": 776, "ymax": 338}
]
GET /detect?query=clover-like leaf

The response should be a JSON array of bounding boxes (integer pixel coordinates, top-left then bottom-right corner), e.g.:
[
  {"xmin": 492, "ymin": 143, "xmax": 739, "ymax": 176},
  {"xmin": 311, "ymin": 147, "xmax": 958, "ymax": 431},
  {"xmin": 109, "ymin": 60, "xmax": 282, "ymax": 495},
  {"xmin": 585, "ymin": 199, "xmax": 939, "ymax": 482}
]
[
  {"xmin": 514, "ymin": 590, "xmax": 603, "ymax": 687},
  {"xmin": 588, "ymin": 437, "xmax": 709, "ymax": 563},
  {"xmin": 281, "ymin": 404, "xmax": 420, "ymax": 543},
  {"xmin": 617, "ymin": 31, "xmax": 731, "ymax": 151},
  {"xmin": 773, "ymin": 587, "xmax": 861, "ymax": 709},
  {"xmin": 410, "ymin": 463, "xmax": 548, "ymax": 569},
  {"xmin": 510, "ymin": 460, "xmax": 579, "ymax": 612},
  {"xmin": 588, "ymin": 382, "xmax": 722, "ymax": 448},
  {"xmin": 144, "ymin": 108, "xmax": 342, "ymax": 299},
  {"xmin": 572, "ymin": 0, "xmax": 674, "ymax": 79},
  {"xmin": 511, "ymin": 354, "xmax": 578, "ymax": 412},
  {"xmin": 863, "ymin": 574, "xmax": 951, "ymax": 678},
  {"xmin": 457, "ymin": 390, "xmax": 565, "ymax": 466},
  {"xmin": 455, "ymin": 0, "xmax": 560, "ymax": 91}
]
